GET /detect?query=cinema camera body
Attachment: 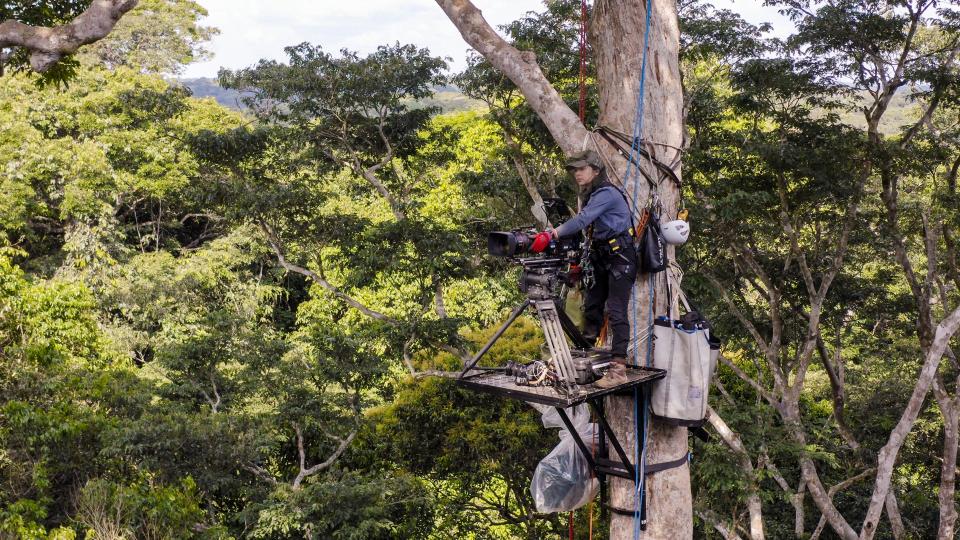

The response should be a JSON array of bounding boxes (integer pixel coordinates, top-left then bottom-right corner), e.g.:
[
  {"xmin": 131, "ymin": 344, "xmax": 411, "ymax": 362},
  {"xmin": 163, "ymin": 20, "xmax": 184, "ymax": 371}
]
[
  {"xmin": 486, "ymin": 228, "xmax": 584, "ymax": 298},
  {"xmin": 486, "ymin": 196, "xmax": 588, "ymax": 300},
  {"xmin": 468, "ymin": 203, "xmax": 602, "ymax": 390}
]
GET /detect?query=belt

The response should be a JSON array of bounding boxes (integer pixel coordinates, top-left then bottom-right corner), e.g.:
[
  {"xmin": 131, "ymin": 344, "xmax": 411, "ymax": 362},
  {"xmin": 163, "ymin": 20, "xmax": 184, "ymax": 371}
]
[{"xmin": 597, "ymin": 230, "xmax": 634, "ymax": 255}]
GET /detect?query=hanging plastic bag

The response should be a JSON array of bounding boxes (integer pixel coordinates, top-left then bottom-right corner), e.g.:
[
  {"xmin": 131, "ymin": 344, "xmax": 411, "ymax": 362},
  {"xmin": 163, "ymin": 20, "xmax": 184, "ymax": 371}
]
[{"xmin": 530, "ymin": 405, "xmax": 599, "ymax": 513}]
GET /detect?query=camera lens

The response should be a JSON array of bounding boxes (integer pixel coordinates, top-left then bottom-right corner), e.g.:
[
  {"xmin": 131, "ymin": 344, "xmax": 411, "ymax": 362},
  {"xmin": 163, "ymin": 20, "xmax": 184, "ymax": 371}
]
[{"xmin": 487, "ymin": 231, "xmax": 535, "ymax": 257}]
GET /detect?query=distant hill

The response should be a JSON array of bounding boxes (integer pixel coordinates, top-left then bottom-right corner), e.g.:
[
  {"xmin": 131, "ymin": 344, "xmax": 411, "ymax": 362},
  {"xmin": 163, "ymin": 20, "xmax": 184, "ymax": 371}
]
[
  {"xmin": 830, "ymin": 90, "xmax": 921, "ymax": 134},
  {"xmin": 178, "ymin": 77, "xmax": 485, "ymax": 113},
  {"xmin": 179, "ymin": 77, "xmax": 247, "ymax": 110}
]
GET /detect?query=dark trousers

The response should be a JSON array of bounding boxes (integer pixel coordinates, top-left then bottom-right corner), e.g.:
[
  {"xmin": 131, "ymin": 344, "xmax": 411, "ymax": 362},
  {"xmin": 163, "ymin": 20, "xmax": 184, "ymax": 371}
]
[{"xmin": 583, "ymin": 244, "xmax": 638, "ymax": 358}]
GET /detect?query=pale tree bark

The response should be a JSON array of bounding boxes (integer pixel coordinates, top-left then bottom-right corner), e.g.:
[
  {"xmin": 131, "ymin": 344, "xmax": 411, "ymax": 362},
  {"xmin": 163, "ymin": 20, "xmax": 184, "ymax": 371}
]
[
  {"xmin": 437, "ymin": 1, "xmax": 688, "ymax": 537},
  {"xmin": 592, "ymin": 1, "xmax": 688, "ymax": 537},
  {"xmin": 291, "ymin": 423, "xmax": 356, "ymax": 490},
  {"xmin": 706, "ymin": 407, "xmax": 764, "ymax": 540},
  {"xmin": 435, "ymin": 0, "xmax": 589, "ymax": 154},
  {"xmin": 809, "ymin": 468, "xmax": 877, "ymax": 540},
  {"xmin": 695, "ymin": 509, "xmax": 746, "ymax": 540},
  {"xmin": 859, "ymin": 303, "xmax": 960, "ymax": 539},
  {"xmin": 759, "ymin": 450, "xmax": 805, "ymax": 537},
  {"xmin": 932, "ymin": 371, "xmax": 960, "ymax": 540},
  {"xmin": 0, "ymin": 0, "xmax": 138, "ymax": 72}
]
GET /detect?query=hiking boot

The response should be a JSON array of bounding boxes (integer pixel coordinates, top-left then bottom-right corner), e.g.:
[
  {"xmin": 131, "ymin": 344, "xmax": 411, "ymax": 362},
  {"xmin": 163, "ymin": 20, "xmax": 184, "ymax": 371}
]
[{"xmin": 594, "ymin": 359, "xmax": 629, "ymax": 388}]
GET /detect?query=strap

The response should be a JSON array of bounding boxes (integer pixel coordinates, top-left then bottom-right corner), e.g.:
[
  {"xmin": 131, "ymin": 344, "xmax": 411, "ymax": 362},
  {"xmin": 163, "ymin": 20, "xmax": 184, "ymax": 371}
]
[
  {"xmin": 606, "ymin": 504, "xmax": 637, "ymax": 516},
  {"xmin": 594, "ymin": 128, "xmax": 658, "ymax": 189},
  {"xmin": 666, "ymin": 264, "xmax": 691, "ymax": 320},
  {"xmin": 644, "ymin": 453, "xmax": 689, "ymax": 474},
  {"xmin": 594, "ymin": 126, "xmax": 682, "ymax": 188}
]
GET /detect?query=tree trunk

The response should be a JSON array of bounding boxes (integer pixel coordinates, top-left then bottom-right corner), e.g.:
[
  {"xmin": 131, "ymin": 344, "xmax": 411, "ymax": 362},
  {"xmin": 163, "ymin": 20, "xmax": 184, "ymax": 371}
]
[
  {"xmin": 437, "ymin": 0, "xmax": 688, "ymax": 536},
  {"xmin": 592, "ymin": 1, "xmax": 689, "ymax": 538},
  {"xmin": 933, "ymin": 377, "xmax": 959, "ymax": 540}
]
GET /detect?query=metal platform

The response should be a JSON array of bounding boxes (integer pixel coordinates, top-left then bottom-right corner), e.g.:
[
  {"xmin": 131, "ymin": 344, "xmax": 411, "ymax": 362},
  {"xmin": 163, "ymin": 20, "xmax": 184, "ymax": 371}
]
[
  {"xmin": 457, "ymin": 364, "xmax": 666, "ymax": 408},
  {"xmin": 456, "ymin": 362, "xmax": 666, "ymax": 528}
]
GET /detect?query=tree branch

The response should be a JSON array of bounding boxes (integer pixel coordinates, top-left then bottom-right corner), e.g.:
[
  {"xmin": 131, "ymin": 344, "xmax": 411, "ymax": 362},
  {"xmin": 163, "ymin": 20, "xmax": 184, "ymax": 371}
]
[
  {"xmin": 706, "ymin": 407, "xmax": 764, "ymax": 540},
  {"xmin": 809, "ymin": 468, "xmax": 877, "ymax": 540},
  {"xmin": 704, "ymin": 272, "xmax": 769, "ymax": 354},
  {"xmin": 859, "ymin": 302, "xmax": 960, "ymax": 540},
  {"xmin": 696, "ymin": 508, "xmax": 746, "ymax": 540},
  {"xmin": 718, "ymin": 354, "xmax": 777, "ymax": 406},
  {"xmin": 434, "ymin": 0, "xmax": 589, "ymax": 153},
  {"xmin": 0, "ymin": 0, "xmax": 138, "ymax": 72},
  {"xmin": 291, "ymin": 423, "xmax": 357, "ymax": 490},
  {"xmin": 243, "ymin": 463, "xmax": 278, "ymax": 487},
  {"xmin": 258, "ymin": 221, "xmax": 397, "ymax": 324}
]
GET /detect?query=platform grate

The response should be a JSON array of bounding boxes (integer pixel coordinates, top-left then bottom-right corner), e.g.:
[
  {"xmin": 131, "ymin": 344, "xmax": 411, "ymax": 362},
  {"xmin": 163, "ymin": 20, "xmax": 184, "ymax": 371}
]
[{"xmin": 457, "ymin": 365, "xmax": 665, "ymax": 408}]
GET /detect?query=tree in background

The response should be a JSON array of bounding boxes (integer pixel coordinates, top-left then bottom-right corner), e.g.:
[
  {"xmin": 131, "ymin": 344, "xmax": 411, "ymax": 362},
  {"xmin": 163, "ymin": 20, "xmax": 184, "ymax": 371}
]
[
  {"xmin": 679, "ymin": 0, "xmax": 960, "ymax": 538},
  {"xmin": 0, "ymin": 0, "xmax": 139, "ymax": 80},
  {"xmin": 77, "ymin": 0, "xmax": 218, "ymax": 75}
]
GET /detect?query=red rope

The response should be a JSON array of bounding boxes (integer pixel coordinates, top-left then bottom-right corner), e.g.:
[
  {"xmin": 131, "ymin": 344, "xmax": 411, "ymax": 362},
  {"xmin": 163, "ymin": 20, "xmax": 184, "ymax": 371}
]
[
  {"xmin": 569, "ymin": 510, "xmax": 575, "ymax": 539},
  {"xmin": 578, "ymin": 0, "xmax": 587, "ymax": 121}
]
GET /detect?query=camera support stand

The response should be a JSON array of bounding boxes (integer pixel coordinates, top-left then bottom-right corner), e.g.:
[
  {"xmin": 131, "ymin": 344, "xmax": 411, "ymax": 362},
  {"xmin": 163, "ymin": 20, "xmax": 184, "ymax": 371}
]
[
  {"xmin": 454, "ymin": 255, "xmax": 667, "ymax": 528},
  {"xmin": 458, "ymin": 300, "xmax": 590, "ymax": 391}
]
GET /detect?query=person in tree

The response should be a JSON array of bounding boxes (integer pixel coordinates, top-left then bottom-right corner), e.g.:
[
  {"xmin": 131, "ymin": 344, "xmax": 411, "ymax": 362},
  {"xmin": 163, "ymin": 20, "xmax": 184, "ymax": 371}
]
[{"xmin": 535, "ymin": 150, "xmax": 637, "ymax": 387}]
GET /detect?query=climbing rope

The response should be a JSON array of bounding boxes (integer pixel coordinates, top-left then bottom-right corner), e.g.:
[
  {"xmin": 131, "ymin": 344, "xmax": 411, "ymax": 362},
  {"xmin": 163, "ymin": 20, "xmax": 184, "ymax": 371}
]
[
  {"xmin": 624, "ymin": 0, "xmax": 655, "ymax": 536},
  {"xmin": 579, "ymin": 0, "xmax": 588, "ymax": 122}
]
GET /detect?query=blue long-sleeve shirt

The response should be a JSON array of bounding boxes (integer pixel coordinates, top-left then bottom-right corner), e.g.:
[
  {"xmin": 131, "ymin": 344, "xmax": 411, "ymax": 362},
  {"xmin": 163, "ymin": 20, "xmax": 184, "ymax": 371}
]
[{"xmin": 555, "ymin": 185, "xmax": 632, "ymax": 240}]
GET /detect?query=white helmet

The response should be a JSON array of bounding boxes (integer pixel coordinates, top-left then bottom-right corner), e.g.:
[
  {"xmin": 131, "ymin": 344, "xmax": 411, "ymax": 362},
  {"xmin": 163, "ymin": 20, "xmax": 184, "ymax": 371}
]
[{"xmin": 661, "ymin": 219, "xmax": 690, "ymax": 245}]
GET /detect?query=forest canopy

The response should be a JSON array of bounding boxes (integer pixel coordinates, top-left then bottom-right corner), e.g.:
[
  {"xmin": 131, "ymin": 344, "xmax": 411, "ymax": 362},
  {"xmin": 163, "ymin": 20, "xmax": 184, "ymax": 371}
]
[{"xmin": 1, "ymin": 0, "xmax": 960, "ymax": 539}]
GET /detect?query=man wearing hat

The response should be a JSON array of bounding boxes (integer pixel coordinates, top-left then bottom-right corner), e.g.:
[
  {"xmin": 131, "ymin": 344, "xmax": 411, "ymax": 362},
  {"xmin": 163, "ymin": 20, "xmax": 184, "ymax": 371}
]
[{"xmin": 538, "ymin": 149, "xmax": 637, "ymax": 387}]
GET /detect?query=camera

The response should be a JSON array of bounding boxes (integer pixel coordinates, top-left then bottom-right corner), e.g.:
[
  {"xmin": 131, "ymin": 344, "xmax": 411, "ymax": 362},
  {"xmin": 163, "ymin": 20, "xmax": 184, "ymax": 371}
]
[
  {"xmin": 486, "ymin": 197, "xmax": 579, "ymax": 259},
  {"xmin": 486, "ymin": 229, "xmax": 581, "ymax": 259}
]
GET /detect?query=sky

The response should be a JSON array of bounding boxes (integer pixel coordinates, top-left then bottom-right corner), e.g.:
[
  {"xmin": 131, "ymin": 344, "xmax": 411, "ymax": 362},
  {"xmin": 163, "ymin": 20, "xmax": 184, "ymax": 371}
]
[{"xmin": 181, "ymin": 0, "xmax": 796, "ymax": 80}]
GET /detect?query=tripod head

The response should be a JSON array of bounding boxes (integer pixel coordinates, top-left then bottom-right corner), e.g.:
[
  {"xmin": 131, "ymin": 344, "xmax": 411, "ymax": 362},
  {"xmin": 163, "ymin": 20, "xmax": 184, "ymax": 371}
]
[{"xmin": 517, "ymin": 257, "xmax": 580, "ymax": 300}]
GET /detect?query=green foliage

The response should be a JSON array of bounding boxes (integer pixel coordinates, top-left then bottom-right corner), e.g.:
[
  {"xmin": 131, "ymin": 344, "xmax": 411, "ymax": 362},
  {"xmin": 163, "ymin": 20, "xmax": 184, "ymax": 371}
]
[
  {"xmin": 5, "ymin": 1, "xmax": 960, "ymax": 538},
  {"xmin": 248, "ymin": 472, "xmax": 432, "ymax": 540},
  {"xmin": 75, "ymin": 475, "xmax": 217, "ymax": 539},
  {"xmin": 0, "ymin": 1, "xmax": 93, "ymax": 85},
  {"xmin": 369, "ymin": 374, "xmax": 563, "ymax": 538},
  {"xmin": 77, "ymin": 0, "xmax": 219, "ymax": 75}
]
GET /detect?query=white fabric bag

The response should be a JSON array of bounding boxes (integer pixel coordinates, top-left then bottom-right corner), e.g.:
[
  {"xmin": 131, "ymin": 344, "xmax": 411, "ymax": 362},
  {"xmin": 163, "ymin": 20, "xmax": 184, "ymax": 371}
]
[{"xmin": 649, "ymin": 269, "xmax": 719, "ymax": 426}]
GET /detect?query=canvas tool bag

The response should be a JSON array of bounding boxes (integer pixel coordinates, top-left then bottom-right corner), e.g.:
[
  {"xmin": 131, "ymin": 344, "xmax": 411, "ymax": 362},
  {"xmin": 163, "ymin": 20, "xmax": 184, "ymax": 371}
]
[{"xmin": 650, "ymin": 269, "xmax": 720, "ymax": 426}]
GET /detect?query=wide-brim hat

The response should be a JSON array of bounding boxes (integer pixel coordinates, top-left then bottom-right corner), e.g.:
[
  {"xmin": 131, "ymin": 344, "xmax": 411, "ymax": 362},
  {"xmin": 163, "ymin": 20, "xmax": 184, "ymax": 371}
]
[{"xmin": 565, "ymin": 149, "xmax": 603, "ymax": 171}]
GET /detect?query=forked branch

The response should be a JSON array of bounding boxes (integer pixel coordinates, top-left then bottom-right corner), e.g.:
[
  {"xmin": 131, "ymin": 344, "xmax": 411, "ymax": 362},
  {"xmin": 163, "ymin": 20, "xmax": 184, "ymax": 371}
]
[{"xmin": 0, "ymin": 0, "xmax": 138, "ymax": 72}]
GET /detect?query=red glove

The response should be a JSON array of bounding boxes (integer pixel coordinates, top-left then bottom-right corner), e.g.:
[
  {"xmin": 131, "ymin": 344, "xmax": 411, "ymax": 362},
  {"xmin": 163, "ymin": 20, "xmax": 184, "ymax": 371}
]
[{"xmin": 530, "ymin": 231, "xmax": 552, "ymax": 253}]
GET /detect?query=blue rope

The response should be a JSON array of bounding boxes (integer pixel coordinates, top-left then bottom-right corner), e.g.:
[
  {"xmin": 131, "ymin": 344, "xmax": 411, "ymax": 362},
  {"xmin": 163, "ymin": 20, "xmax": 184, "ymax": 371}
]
[
  {"xmin": 635, "ymin": 278, "xmax": 655, "ymax": 539},
  {"xmin": 627, "ymin": 0, "xmax": 654, "ymax": 537}
]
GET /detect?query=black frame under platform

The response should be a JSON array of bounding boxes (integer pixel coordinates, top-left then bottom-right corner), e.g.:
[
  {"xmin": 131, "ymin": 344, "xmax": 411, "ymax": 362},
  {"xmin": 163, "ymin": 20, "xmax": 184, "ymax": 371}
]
[{"xmin": 457, "ymin": 365, "xmax": 665, "ymax": 527}]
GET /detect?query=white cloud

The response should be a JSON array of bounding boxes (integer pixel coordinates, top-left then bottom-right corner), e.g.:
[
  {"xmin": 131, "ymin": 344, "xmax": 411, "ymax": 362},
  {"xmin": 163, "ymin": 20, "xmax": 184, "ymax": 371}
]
[
  {"xmin": 182, "ymin": 0, "xmax": 797, "ymax": 79},
  {"xmin": 183, "ymin": 0, "xmax": 545, "ymax": 78}
]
